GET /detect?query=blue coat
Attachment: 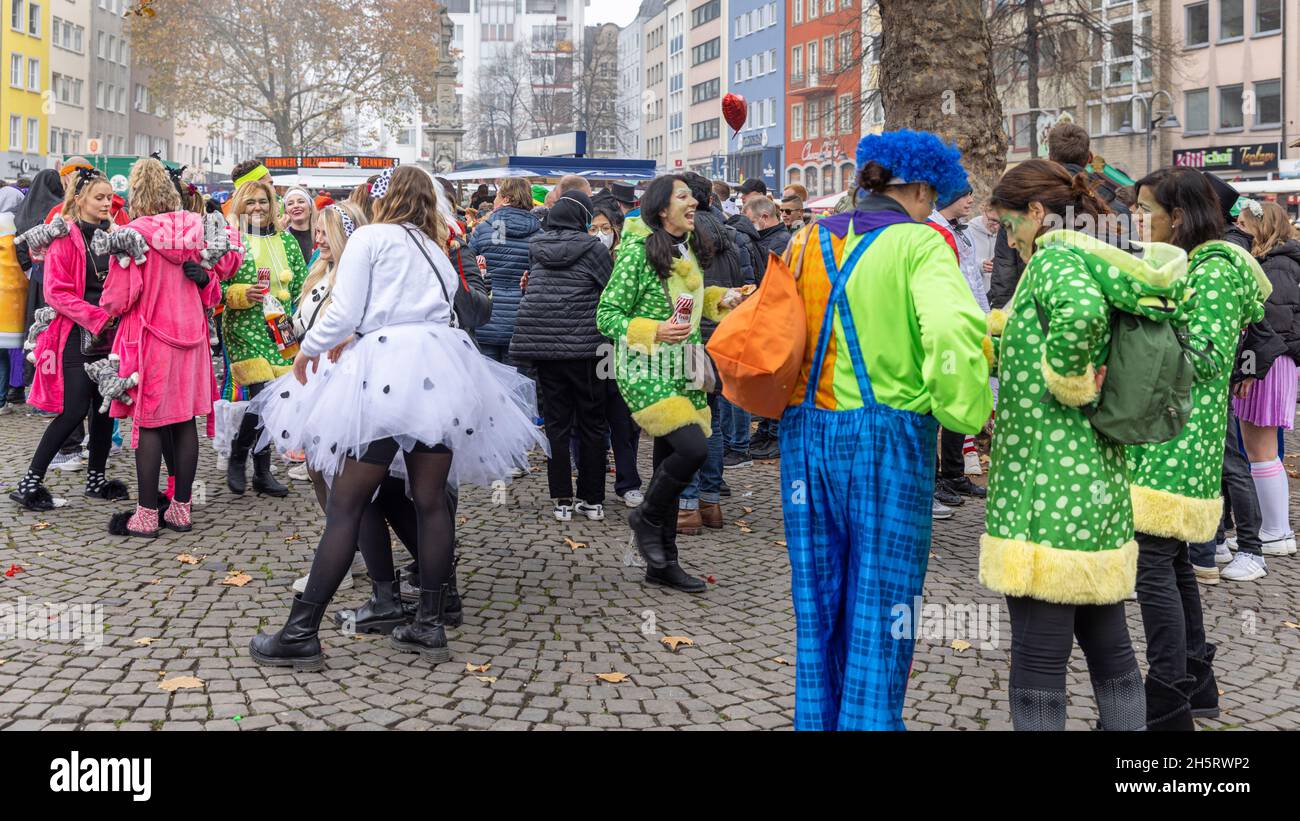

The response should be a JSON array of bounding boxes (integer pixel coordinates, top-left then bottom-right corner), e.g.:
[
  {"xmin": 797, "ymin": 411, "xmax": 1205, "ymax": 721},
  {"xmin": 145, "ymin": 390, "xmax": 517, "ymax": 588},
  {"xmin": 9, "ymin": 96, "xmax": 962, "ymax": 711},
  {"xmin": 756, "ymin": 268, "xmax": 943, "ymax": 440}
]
[{"xmin": 469, "ymin": 206, "xmax": 542, "ymax": 347}]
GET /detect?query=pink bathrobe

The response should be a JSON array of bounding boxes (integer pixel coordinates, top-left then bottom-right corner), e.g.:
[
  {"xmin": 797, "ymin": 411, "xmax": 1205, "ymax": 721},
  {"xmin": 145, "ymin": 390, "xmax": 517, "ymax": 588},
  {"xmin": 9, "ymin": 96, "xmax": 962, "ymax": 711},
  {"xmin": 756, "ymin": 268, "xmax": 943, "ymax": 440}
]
[
  {"xmin": 28, "ymin": 224, "xmax": 113, "ymax": 413},
  {"xmin": 100, "ymin": 212, "xmax": 244, "ymax": 446}
]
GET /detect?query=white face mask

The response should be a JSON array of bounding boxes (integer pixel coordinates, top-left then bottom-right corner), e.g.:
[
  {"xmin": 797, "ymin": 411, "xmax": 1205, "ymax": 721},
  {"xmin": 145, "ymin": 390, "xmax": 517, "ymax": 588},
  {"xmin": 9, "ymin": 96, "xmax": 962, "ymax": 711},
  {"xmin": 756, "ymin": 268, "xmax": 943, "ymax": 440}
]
[{"xmin": 594, "ymin": 230, "xmax": 614, "ymax": 249}]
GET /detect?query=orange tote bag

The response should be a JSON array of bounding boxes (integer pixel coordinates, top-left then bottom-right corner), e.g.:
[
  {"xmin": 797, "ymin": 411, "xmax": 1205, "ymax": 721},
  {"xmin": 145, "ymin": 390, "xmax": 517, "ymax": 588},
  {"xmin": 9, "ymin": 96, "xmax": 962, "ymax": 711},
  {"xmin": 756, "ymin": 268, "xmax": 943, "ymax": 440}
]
[{"xmin": 707, "ymin": 249, "xmax": 807, "ymax": 418}]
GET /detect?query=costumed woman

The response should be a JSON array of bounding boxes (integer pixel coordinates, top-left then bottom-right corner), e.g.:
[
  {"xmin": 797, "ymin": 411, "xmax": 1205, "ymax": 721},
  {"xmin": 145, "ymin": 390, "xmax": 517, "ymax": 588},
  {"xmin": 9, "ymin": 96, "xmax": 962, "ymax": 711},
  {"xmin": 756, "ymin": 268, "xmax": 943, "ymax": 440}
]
[
  {"xmin": 220, "ymin": 161, "xmax": 309, "ymax": 497},
  {"xmin": 281, "ymin": 187, "xmax": 317, "ymax": 266},
  {"xmin": 778, "ymin": 131, "xmax": 992, "ymax": 730},
  {"xmin": 595, "ymin": 175, "xmax": 749, "ymax": 593},
  {"xmin": 8, "ymin": 168, "xmax": 130, "ymax": 510},
  {"xmin": 982, "ymin": 159, "xmax": 1190, "ymax": 731},
  {"xmin": 1128, "ymin": 167, "xmax": 1270, "ymax": 729},
  {"xmin": 247, "ymin": 166, "xmax": 544, "ymax": 669},
  {"xmin": 102, "ymin": 158, "xmax": 245, "ymax": 536}
]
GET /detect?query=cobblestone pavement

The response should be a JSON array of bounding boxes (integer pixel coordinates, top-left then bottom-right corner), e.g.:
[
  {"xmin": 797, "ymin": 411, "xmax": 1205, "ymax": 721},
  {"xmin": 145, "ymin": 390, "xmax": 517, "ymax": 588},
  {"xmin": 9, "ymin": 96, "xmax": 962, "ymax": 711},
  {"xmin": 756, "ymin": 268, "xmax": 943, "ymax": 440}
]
[{"xmin": 0, "ymin": 408, "xmax": 1297, "ymax": 731}]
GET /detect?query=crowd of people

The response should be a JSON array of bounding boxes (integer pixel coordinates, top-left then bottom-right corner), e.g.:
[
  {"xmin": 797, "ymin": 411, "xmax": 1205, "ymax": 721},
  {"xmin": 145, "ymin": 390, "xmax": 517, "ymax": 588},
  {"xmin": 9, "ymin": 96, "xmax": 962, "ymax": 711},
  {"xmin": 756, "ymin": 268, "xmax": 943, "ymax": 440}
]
[{"xmin": 0, "ymin": 120, "xmax": 1296, "ymax": 731}]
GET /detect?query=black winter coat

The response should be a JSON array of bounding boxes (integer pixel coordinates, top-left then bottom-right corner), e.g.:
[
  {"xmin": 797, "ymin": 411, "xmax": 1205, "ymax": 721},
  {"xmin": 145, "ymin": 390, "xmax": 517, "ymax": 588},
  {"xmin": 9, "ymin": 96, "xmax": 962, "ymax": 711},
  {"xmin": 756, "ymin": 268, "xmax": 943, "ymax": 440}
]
[
  {"xmin": 1258, "ymin": 240, "xmax": 1300, "ymax": 363},
  {"xmin": 696, "ymin": 207, "xmax": 748, "ymax": 344},
  {"xmin": 988, "ymin": 227, "xmax": 1024, "ymax": 309},
  {"xmin": 509, "ymin": 228, "xmax": 613, "ymax": 361},
  {"xmin": 755, "ymin": 222, "xmax": 792, "ymax": 263},
  {"xmin": 727, "ymin": 213, "xmax": 765, "ymax": 283}
]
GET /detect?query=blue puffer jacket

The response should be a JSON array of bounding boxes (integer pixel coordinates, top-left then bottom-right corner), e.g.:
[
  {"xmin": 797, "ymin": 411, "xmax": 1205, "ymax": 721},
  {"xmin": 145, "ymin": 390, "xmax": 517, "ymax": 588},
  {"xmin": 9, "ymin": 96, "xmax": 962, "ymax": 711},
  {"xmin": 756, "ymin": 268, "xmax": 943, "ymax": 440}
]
[{"xmin": 469, "ymin": 205, "xmax": 542, "ymax": 347}]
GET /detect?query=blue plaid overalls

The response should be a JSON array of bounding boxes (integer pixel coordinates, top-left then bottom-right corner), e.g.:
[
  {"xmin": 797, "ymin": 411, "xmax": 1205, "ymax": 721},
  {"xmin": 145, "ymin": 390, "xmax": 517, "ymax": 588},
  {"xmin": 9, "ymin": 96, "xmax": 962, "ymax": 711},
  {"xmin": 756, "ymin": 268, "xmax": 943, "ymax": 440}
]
[{"xmin": 780, "ymin": 228, "xmax": 939, "ymax": 731}]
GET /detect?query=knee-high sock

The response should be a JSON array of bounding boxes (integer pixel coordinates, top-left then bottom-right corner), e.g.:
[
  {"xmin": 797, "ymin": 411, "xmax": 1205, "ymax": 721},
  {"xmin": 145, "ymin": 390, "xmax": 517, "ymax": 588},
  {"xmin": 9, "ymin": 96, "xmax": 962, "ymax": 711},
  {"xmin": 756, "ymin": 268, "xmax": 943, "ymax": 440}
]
[{"xmin": 1249, "ymin": 459, "xmax": 1290, "ymax": 538}]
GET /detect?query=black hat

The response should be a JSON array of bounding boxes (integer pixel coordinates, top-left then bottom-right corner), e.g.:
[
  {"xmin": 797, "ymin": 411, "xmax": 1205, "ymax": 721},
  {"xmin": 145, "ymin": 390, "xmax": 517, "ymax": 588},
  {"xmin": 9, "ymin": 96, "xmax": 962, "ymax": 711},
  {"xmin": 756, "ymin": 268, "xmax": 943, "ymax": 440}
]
[
  {"xmin": 609, "ymin": 182, "xmax": 638, "ymax": 206},
  {"xmin": 1201, "ymin": 171, "xmax": 1240, "ymax": 223},
  {"xmin": 738, "ymin": 178, "xmax": 767, "ymax": 197}
]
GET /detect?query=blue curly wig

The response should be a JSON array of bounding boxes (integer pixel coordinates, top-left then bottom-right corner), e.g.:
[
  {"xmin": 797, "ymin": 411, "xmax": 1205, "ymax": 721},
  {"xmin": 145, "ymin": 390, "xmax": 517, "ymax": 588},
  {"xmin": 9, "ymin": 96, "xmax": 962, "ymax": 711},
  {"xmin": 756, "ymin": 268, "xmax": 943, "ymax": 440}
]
[{"xmin": 855, "ymin": 130, "xmax": 968, "ymax": 204}]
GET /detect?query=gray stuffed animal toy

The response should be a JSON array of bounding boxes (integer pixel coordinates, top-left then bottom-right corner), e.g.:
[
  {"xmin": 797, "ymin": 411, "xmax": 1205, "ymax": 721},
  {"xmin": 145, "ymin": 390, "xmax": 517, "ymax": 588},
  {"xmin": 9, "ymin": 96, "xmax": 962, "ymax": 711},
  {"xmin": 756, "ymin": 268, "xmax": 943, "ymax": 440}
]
[
  {"xmin": 83, "ymin": 354, "xmax": 139, "ymax": 413},
  {"xmin": 91, "ymin": 227, "xmax": 149, "ymax": 268},
  {"xmin": 200, "ymin": 211, "xmax": 234, "ymax": 270},
  {"xmin": 23, "ymin": 307, "xmax": 56, "ymax": 365},
  {"xmin": 14, "ymin": 215, "xmax": 70, "ymax": 257}
]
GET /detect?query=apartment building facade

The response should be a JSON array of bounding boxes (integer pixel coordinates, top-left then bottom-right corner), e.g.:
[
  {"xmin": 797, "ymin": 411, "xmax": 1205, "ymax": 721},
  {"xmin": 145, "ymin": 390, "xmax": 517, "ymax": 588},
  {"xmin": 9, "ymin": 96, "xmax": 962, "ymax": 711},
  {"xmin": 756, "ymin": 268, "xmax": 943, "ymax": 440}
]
[
  {"xmin": 88, "ymin": 0, "xmax": 129, "ymax": 157},
  {"xmin": 685, "ymin": 0, "xmax": 727, "ymax": 176},
  {"xmin": 642, "ymin": 5, "xmax": 669, "ymax": 171},
  {"xmin": 727, "ymin": 0, "xmax": 783, "ymax": 188},
  {"xmin": 47, "ymin": 0, "xmax": 87, "ymax": 161},
  {"xmin": 2, "ymin": 0, "xmax": 49, "ymax": 177}
]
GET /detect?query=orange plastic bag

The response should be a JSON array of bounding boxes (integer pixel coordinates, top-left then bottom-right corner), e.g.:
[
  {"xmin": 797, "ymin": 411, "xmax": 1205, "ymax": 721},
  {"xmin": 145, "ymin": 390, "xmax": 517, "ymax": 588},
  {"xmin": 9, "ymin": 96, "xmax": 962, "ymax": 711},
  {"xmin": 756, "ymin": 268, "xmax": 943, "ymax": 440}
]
[{"xmin": 707, "ymin": 251, "xmax": 806, "ymax": 418}]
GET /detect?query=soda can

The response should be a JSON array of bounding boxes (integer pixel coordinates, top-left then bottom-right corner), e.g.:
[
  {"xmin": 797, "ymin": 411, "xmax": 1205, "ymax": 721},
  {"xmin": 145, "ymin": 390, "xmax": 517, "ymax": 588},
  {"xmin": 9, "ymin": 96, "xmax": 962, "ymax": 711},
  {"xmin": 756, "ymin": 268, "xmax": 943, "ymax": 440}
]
[{"xmin": 671, "ymin": 293, "xmax": 694, "ymax": 325}]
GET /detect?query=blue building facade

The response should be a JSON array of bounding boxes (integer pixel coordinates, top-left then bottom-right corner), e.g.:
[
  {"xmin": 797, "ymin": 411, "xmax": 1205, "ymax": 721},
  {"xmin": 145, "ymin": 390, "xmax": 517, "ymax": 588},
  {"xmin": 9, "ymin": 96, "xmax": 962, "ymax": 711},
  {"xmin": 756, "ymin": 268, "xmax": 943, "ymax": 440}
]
[{"xmin": 726, "ymin": 0, "xmax": 784, "ymax": 190}]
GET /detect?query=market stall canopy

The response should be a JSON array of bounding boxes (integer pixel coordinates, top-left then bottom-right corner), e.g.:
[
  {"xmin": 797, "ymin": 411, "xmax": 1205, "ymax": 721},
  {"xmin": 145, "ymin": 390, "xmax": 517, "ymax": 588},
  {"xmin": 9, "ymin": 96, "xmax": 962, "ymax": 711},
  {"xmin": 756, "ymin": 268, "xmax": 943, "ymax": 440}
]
[
  {"xmin": 443, "ymin": 156, "xmax": 658, "ymax": 182},
  {"xmin": 268, "ymin": 168, "xmax": 379, "ymax": 189},
  {"xmin": 1230, "ymin": 179, "xmax": 1300, "ymax": 195},
  {"xmin": 807, "ymin": 191, "xmax": 846, "ymax": 211}
]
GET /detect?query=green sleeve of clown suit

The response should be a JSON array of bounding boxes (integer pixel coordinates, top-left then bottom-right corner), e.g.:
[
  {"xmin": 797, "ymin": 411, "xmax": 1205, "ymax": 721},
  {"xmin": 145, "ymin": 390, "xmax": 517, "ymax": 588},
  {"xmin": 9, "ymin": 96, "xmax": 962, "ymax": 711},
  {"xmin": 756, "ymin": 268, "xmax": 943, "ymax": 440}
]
[
  {"xmin": 597, "ymin": 241, "xmax": 660, "ymax": 353},
  {"xmin": 1036, "ymin": 246, "xmax": 1111, "ymax": 407},
  {"xmin": 907, "ymin": 227, "xmax": 994, "ymax": 435},
  {"xmin": 1184, "ymin": 257, "xmax": 1247, "ymax": 384}
]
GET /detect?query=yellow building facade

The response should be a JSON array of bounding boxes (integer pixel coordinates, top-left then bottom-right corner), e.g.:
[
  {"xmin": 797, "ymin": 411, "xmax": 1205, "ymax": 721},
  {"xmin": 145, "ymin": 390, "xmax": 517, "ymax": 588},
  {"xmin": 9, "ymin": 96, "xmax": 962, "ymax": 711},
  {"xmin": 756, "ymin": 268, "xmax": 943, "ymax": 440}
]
[{"xmin": 1, "ymin": 0, "xmax": 50, "ymax": 177}]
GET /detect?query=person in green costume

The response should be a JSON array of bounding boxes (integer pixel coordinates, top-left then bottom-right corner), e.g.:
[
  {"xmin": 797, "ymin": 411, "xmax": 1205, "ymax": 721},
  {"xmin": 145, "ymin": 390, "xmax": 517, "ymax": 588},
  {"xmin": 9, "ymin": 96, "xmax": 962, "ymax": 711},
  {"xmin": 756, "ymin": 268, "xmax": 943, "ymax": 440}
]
[
  {"xmin": 596, "ymin": 174, "xmax": 747, "ymax": 593},
  {"xmin": 220, "ymin": 162, "xmax": 309, "ymax": 497},
  {"xmin": 983, "ymin": 159, "xmax": 1193, "ymax": 731},
  {"xmin": 1128, "ymin": 167, "xmax": 1270, "ymax": 730}
]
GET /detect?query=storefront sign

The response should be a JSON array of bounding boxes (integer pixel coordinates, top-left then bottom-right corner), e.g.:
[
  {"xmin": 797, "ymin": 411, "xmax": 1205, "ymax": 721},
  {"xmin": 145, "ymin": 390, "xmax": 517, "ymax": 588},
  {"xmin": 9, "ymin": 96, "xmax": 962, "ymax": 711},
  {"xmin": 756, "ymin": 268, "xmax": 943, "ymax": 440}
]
[
  {"xmin": 1173, "ymin": 143, "xmax": 1279, "ymax": 172},
  {"xmin": 799, "ymin": 139, "xmax": 848, "ymax": 164},
  {"xmin": 260, "ymin": 156, "xmax": 400, "ymax": 170}
]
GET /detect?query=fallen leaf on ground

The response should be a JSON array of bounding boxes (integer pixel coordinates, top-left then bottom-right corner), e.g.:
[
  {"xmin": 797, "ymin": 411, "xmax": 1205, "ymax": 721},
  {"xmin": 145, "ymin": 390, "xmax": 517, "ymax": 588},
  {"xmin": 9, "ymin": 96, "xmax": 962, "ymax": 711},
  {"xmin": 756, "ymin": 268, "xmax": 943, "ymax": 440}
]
[
  {"xmin": 739, "ymin": 526, "xmax": 753, "ymax": 534},
  {"xmin": 1284, "ymin": 621, "xmax": 1300, "ymax": 629},
  {"xmin": 930, "ymin": 551, "xmax": 941, "ymax": 560},
  {"xmin": 283, "ymin": 533, "xmax": 303, "ymax": 543},
  {"xmin": 458, "ymin": 516, "xmax": 468, "ymax": 526},
  {"xmin": 774, "ymin": 657, "xmax": 791, "ymax": 666},
  {"xmin": 563, "ymin": 537, "xmax": 586, "ymax": 551},
  {"xmin": 176, "ymin": 553, "xmax": 202, "ymax": 565},
  {"xmin": 595, "ymin": 672, "xmax": 628, "ymax": 683},
  {"xmin": 222, "ymin": 572, "xmax": 252, "ymax": 587},
  {"xmin": 735, "ymin": 520, "xmax": 750, "ymax": 528},
  {"xmin": 951, "ymin": 639, "xmax": 972, "ymax": 652},
  {"xmin": 476, "ymin": 676, "xmax": 498, "ymax": 684},
  {"xmin": 148, "ymin": 579, "xmax": 161, "ymax": 585},
  {"xmin": 743, "ymin": 506, "xmax": 753, "ymax": 514},
  {"xmin": 661, "ymin": 636, "xmax": 694, "ymax": 651},
  {"xmin": 36, "ymin": 552, "xmax": 44, "ymax": 557},
  {"xmin": 31, "ymin": 521, "xmax": 51, "ymax": 530},
  {"xmin": 158, "ymin": 675, "xmax": 204, "ymax": 692},
  {"xmin": 133, "ymin": 636, "xmax": 158, "ymax": 646},
  {"xmin": 465, "ymin": 662, "xmax": 491, "ymax": 673},
  {"xmin": 774, "ymin": 540, "xmax": 786, "ymax": 547}
]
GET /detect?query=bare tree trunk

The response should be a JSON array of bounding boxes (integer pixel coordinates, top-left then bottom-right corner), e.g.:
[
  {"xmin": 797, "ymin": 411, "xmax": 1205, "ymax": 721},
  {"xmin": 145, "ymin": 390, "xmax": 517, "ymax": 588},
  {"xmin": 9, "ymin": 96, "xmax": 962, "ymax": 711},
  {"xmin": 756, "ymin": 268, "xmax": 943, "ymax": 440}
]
[
  {"xmin": 878, "ymin": 0, "xmax": 1007, "ymax": 197},
  {"xmin": 1026, "ymin": 0, "xmax": 1041, "ymax": 158}
]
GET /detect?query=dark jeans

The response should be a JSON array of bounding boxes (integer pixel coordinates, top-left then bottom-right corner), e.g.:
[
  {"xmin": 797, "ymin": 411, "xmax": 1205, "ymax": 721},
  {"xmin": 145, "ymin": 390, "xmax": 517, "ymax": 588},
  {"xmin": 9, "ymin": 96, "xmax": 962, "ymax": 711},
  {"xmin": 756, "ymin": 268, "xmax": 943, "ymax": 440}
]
[
  {"xmin": 1136, "ymin": 532, "xmax": 1209, "ymax": 685},
  {"xmin": 755, "ymin": 416, "xmax": 779, "ymax": 441},
  {"xmin": 1005, "ymin": 596, "xmax": 1138, "ymax": 690},
  {"xmin": 937, "ymin": 425, "xmax": 965, "ymax": 482},
  {"xmin": 605, "ymin": 379, "xmax": 641, "ymax": 494},
  {"xmin": 680, "ymin": 392, "xmax": 722, "ymax": 508},
  {"xmin": 536, "ymin": 358, "xmax": 608, "ymax": 504},
  {"xmin": 720, "ymin": 397, "xmax": 750, "ymax": 454},
  {"xmin": 1221, "ymin": 410, "xmax": 1263, "ymax": 557}
]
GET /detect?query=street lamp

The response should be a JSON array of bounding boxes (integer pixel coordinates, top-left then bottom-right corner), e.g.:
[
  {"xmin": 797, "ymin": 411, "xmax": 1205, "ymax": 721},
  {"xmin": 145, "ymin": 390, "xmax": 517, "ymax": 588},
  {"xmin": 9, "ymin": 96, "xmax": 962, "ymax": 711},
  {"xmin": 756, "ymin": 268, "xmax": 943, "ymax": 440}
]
[{"xmin": 1117, "ymin": 89, "xmax": 1181, "ymax": 176}]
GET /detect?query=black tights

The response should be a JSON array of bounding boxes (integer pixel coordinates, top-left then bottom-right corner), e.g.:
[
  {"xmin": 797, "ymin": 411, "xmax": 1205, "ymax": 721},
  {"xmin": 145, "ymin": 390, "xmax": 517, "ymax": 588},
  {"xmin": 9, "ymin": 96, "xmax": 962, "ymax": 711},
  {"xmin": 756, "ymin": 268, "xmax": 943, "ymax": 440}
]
[
  {"xmin": 135, "ymin": 421, "xmax": 199, "ymax": 509},
  {"xmin": 651, "ymin": 424, "xmax": 709, "ymax": 484},
  {"xmin": 1006, "ymin": 596, "xmax": 1139, "ymax": 690},
  {"xmin": 28, "ymin": 360, "xmax": 113, "ymax": 479},
  {"xmin": 233, "ymin": 380, "xmax": 269, "ymax": 453},
  {"xmin": 306, "ymin": 469, "xmax": 421, "ymax": 582},
  {"xmin": 302, "ymin": 443, "xmax": 453, "ymax": 605}
]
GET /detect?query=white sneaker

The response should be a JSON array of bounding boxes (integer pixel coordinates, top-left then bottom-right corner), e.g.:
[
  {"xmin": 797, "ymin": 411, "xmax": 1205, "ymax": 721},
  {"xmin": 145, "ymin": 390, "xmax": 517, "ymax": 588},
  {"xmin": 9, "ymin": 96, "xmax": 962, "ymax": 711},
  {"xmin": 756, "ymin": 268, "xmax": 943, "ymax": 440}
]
[
  {"xmin": 511, "ymin": 465, "xmax": 529, "ymax": 478},
  {"xmin": 1260, "ymin": 530, "xmax": 1295, "ymax": 557},
  {"xmin": 619, "ymin": 489, "xmax": 644, "ymax": 508},
  {"xmin": 1192, "ymin": 564, "xmax": 1220, "ymax": 585},
  {"xmin": 1214, "ymin": 542, "xmax": 1233, "ymax": 564},
  {"xmin": 1225, "ymin": 536, "xmax": 1238, "ymax": 551},
  {"xmin": 932, "ymin": 500, "xmax": 954, "ymax": 520},
  {"xmin": 50, "ymin": 452, "xmax": 83, "ymax": 471},
  {"xmin": 554, "ymin": 501, "xmax": 573, "ymax": 522},
  {"xmin": 575, "ymin": 501, "xmax": 605, "ymax": 521},
  {"xmin": 287, "ymin": 463, "xmax": 310, "ymax": 481},
  {"xmin": 964, "ymin": 451, "xmax": 983, "ymax": 476},
  {"xmin": 1221, "ymin": 552, "xmax": 1267, "ymax": 582},
  {"xmin": 216, "ymin": 455, "xmax": 228, "ymax": 472}
]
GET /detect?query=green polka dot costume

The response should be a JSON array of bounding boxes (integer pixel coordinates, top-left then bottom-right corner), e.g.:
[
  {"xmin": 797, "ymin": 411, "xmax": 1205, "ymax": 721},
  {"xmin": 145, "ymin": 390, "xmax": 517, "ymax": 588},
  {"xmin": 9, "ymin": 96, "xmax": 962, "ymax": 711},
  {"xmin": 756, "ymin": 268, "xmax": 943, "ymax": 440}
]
[
  {"xmin": 595, "ymin": 222, "xmax": 733, "ymax": 438},
  {"xmin": 1128, "ymin": 241, "xmax": 1269, "ymax": 542},
  {"xmin": 219, "ymin": 231, "xmax": 309, "ymax": 389},
  {"xmin": 981, "ymin": 230, "xmax": 1193, "ymax": 605}
]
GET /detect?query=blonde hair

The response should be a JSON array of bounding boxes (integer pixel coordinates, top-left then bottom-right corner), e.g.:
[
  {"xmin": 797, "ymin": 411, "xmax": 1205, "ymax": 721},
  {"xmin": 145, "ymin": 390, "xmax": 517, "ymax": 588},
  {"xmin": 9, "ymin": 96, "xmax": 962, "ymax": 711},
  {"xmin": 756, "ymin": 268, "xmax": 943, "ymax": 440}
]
[
  {"xmin": 497, "ymin": 177, "xmax": 533, "ymax": 210},
  {"xmin": 280, "ymin": 187, "xmax": 317, "ymax": 235},
  {"xmin": 1251, "ymin": 202, "xmax": 1296, "ymax": 257},
  {"xmin": 371, "ymin": 166, "xmax": 447, "ymax": 246},
  {"xmin": 127, "ymin": 158, "xmax": 182, "ymax": 218},
  {"xmin": 61, "ymin": 174, "xmax": 114, "ymax": 224},
  {"xmin": 228, "ymin": 177, "xmax": 278, "ymax": 234},
  {"xmin": 302, "ymin": 201, "xmax": 367, "ymax": 309}
]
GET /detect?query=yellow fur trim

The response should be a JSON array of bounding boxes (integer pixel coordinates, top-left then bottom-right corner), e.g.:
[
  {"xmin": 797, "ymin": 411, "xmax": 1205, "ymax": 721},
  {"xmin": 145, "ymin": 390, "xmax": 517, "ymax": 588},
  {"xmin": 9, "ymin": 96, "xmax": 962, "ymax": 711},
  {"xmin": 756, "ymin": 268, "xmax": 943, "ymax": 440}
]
[
  {"xmin": 1130, "ymin": 484, "xmax": 1223, "ymax": 544},
  {"xmin": 980, "ymin": 534, "xmax": 1138, "ymax": 605},
  {"xmin": 986, "ymin": 308, "xmax": 1008, "ymax": 337},
  {"xmin": 669, "ymin": 256, "xmax": 703, "ymax": 292},
  {"xmin": 626, "ymin": 317, "xmax": 660, "ymax": 355},
  {"xmin": 632, "ymin": 395, "xmax": 711, "ymax": 438},
  {"xmin": 702, "ymin": 286, "xmax": 730, "ymax": 322},
  {"xmin": 982, "ymin": 335, "xmax": 996, "ymax": 369},
  {"xmin": 224, "ymin": 283, "xmax": 255, "ymax": 311},
  {"xmin": 230, "ymin": 357, "xmax": 289, "ymax": 388},
  {"xmin": 1041, "ymin": 357, "xmax": 1097, "ymax": 407}
]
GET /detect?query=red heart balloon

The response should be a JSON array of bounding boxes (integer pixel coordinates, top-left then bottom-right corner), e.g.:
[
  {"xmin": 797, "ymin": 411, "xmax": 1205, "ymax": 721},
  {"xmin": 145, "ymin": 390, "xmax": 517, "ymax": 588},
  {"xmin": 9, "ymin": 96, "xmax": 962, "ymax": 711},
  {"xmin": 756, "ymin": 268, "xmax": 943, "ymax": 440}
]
[{"xmin": 722, "ymin": 93, "xmax": 747, "ymax": 134}]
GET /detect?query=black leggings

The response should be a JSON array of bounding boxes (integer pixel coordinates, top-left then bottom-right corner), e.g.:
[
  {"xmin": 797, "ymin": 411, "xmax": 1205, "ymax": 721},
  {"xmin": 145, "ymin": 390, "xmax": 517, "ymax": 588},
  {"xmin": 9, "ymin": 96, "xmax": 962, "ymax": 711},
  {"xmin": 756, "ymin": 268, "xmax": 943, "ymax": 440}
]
[
  {"xmin": 302, "ymin": 439, "xmax": 453, "ymax": 605},
  {"xmin": 651, "ymin": 424, "xmax": 709, "ymax": 484},
  {"xmin": 135, "ymin": 421, "xmax": 199, "ymax": 509},
  {"xmin": 233, "ymin": 380, "xmax": 270, "ymax": 452},
  {"xmin": 28, "ymin": 355, "xmax": 113, "ymax": 479},
  {"xmin": 1006, "ymin": 596, "xmax": 1138, "ymax": 690},
  {"xmin": 307, "ymin": 467, "xmax": 419, "ymax": 583}
]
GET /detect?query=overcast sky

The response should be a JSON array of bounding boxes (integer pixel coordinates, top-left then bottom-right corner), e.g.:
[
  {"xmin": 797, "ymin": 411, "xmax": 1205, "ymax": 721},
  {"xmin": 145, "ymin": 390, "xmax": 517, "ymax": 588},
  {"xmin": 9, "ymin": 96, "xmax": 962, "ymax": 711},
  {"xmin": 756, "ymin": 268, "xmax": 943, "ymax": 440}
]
[{"xmin": 586, "ymin": 0, "xmax": 642, "ymax": 27}]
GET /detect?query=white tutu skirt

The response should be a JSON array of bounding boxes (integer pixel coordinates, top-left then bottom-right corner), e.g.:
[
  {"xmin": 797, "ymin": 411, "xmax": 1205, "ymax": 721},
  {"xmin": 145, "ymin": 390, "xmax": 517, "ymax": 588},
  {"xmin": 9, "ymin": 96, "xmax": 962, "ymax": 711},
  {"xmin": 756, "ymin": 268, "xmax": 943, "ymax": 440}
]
[{"xmin": 251, "ymin": 323, "xmax": 547, "ymax": 488}]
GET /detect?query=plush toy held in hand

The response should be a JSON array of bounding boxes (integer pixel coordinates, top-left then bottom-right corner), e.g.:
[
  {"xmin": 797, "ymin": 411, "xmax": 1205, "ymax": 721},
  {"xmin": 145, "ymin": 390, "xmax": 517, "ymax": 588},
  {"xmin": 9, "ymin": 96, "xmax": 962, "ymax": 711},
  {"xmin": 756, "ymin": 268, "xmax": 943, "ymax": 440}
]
[
  {"xmin": 23, "ymin": 306, "xmax": 56, "ymax": 365},
  {"xmin": 199, "ymin": 211, "xmax": 234, "ymax": 271},
  {"xmin": 14, "ymin": 215, "xmax": 70, "ymax": 260},
  {"xmin": 83, "ymin": 354, "xmax": 140, "ymax": 413},
  {"xmin": 91, "ymin": 227, "xmax": 148, "ymax": 268}
]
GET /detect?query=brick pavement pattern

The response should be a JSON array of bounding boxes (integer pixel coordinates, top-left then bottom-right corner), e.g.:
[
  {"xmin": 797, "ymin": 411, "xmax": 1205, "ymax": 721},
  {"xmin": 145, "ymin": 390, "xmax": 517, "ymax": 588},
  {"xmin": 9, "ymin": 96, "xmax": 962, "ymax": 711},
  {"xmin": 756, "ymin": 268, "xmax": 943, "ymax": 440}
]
[{"xmin": 0, "ymin": 410, "xmax": 1297, "ymax": 730}]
